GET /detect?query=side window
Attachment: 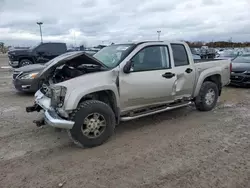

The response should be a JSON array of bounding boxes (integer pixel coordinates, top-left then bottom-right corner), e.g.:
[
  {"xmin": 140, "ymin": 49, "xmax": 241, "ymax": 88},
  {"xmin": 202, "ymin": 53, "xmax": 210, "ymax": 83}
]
[
  {"xmin": 171, "ymin": 44, "xmax": 189, "ymax": 67},
  {"xmin": 36, "ymin": 44, "xmax": 49, "ymax": 52},
  {"xmin": 131, "ymin": 46, "xmax": 170, "ymax": 72},
  {"xmin": 50, "ymin": 44, "xmax": 66, "ymax": 54}
]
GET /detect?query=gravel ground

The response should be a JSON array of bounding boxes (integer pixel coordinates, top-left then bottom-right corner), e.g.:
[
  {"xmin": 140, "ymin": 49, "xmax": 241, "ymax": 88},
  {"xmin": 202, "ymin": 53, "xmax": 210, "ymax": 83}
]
[{"xmin": 0, "ymin": 55, "xmax": 249, "ymax": 188}]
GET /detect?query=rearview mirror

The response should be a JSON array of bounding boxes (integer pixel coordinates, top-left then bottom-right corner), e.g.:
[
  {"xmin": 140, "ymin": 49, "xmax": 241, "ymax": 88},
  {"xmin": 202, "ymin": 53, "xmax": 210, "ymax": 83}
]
[{"xmin": 123, "ymin": 60, "xmax": 133, "ymax": 74}]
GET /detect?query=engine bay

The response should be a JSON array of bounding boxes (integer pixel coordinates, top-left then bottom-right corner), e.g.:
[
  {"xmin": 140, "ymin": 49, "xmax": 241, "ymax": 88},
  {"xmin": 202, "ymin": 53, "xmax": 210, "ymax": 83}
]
[
  {"xmin": 49, "ymin": 59, "xmax": 104, "ymax": 84},
  {"xmin": 38, "ymin": 55, "xmax": 106, "ymax": 97}
]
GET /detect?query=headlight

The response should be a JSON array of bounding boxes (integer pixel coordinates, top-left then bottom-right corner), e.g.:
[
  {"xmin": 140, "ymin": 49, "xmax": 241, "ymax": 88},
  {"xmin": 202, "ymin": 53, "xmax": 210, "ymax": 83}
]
[
  {"xmin": 51, "ymin": 85, "xmax": 67, "ymax": 108},
  {"xmin": 244, "ymin": 70, "xmax": 250, "ymax": 74},
  {"xmin": 20, "ymin": 72, "xmax": 39, "ymax": 79}
]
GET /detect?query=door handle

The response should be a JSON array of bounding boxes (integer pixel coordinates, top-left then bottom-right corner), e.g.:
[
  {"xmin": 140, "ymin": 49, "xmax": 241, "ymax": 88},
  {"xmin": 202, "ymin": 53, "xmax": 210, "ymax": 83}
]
[
  {"xmin": 162, "ymin": 72, "xmax": 175, "ymax": 79},
  {"xmin": 185, "ymin": 68, "xmax": 193, "ymax": 73}
]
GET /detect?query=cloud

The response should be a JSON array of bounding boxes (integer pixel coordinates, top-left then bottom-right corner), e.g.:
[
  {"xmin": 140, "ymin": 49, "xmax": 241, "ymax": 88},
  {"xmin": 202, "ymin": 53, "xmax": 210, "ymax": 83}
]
[{"xmin": 0, "ymin": 0, "xmax": 250, "ymax": 46}]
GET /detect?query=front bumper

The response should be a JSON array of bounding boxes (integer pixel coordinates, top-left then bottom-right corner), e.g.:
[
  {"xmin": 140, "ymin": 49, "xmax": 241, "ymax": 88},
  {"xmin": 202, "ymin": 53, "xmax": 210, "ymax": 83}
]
[
  {"xmin": 13, "ymin": 78, "xmax": 38, "ymax": 93},
  {"xmin": 230, "ymin": 73, "xmax": 250, "ymax": 86},
  {"xmin": 27, "ymin": 90, "xmax": 74, "ymax": 129},
  {"xmin": 44, "ymin": 109, "xmax": 74, "ymax": 129},
  {"xmin": 9, "ymin": 60, "xmax": 19, "ymax": 67}
]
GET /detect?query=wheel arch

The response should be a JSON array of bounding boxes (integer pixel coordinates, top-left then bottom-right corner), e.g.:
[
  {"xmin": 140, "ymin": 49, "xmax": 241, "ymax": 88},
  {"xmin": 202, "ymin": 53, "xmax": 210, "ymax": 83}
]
[
  {"xmin": 194, "ymin": 72, "xmax": 222, "ymax": 97},
  {"xmin": 65, "ymin": 89, "xmax": 120, "ymax": 124},
  {"xmin": 19, "ymin": 57, "xmax": 34, "ymax": 65}
]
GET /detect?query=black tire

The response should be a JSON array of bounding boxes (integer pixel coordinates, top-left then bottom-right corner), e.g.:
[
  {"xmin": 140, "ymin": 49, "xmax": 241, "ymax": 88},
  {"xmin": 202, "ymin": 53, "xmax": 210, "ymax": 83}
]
[
  {"xmin": 195, "ymin": 81, "xmax": 219, "ymax": 111},
  {"xmin": 19, "ymin": 59, "xmax": 33, "ymax": 67},
  {"xmin": 68, "ymin": 100, "xmax": 116, "ymax": 148}
]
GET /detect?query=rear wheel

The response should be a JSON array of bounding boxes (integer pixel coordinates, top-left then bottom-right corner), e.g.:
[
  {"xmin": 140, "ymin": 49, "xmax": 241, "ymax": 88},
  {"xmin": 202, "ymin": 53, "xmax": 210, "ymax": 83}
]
[
  {"xmin": 68, "ymin": 100, "xmax": 116, "ymax": 148},
  {"xmin": 195, "ymin": 81, "xmax": 219, "ymax": 111},
  {"xmin": 20, "ymin": 59, "xmax": 33, "ymax": 67}
]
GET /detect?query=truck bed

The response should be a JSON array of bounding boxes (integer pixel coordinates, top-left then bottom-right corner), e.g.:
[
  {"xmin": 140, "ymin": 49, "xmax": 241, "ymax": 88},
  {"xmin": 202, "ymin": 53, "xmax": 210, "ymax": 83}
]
[
  {"xmin": 194, "ymin": 59, "xmax": 231, "ymax": 87},
  {"xmin": 194, "ymin": 59, "xmax": 228, "ymax": 63}
]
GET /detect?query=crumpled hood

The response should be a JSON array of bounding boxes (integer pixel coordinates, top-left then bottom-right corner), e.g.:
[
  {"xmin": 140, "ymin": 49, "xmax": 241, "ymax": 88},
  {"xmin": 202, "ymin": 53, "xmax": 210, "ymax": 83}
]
[
  {"xmin": 39, "ymin": 51, "xmax": 107, "ymax": 78},
  {"xmin": 56, "ymin": 70, "xmax": 113, "ymax": 90}
]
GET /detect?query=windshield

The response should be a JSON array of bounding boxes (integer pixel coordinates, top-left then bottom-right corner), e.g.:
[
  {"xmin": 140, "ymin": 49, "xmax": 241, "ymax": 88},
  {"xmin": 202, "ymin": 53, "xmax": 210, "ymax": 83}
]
[
  {"xmin": 233, "ymin": 54, "xmax": 250, "ymax": 63},
  {"xmin": 93, "ymin": 44, "xmax": 133, "ymax": 68}
]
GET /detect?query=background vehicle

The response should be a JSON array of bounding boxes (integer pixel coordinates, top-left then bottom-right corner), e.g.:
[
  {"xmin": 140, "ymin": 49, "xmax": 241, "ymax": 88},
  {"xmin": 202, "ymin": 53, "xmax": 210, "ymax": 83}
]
[
  {"xmin": 199, "ymin": 46, "xmax": 216, "ymax": 59},
  {"xmin": 8, "ymin": 42, "xmax": 67, "ymax": 68},
  {"xmin": 215, "ymin": 50, "xmax": 240, "ymax": 60},
  {"xmin": 26, "ymin": 41, "xmax": 231, "ymax": 148},
  {"xmin": 192, "ymin": 54, "xmax": 201, "ymax": 60},
  {"xmin": 230, "ymin": 53, "xmax": 250, "ymax": 86},
  {"xmin": 12, "ymin": 51, "xmax": 94, "ymax": 93}
]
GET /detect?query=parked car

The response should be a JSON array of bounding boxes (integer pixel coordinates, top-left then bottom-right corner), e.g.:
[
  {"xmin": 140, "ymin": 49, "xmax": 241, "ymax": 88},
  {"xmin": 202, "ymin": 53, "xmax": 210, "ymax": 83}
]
[
  {"xmin": 192, "ymin": 54, "xmax": 201, "ymax": 60},
  {"xmin": 8, "ymin": 42, "xmax": 67, "ymax": 68},
  {"xmin": 83, "ymin": 50, "xmax": 98, "ymax": 56},
  {"xmin": 215, "ymin": 50, "xmax": 240, "ymax": 60},
  {"xmin": 26, "ymin": 41, "xmax": 231, "ymax": 148},
  {"xmin": 199, "ymin": 46, "xmax": 216, "ymax": 59},
  {"xmin": 230, "ymin": 53, "xmax": 250, "ymax": 86},
  {"xmin": 12, "ymin": 51, "xmax": 85, "ymax": 93}
]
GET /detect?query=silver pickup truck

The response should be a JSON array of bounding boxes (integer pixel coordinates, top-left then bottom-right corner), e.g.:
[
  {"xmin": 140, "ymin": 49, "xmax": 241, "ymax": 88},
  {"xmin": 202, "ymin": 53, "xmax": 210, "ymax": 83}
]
[{"xmin": 26, "ymin": 41, "xmax": 231, "ymax": 148}]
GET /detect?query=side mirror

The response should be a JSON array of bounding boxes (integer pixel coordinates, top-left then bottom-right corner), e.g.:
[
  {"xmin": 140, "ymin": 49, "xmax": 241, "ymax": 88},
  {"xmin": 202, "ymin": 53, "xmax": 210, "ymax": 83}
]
[{"xmin": 123, "ymin": 60, "xmax": 133, "ymax": 74}]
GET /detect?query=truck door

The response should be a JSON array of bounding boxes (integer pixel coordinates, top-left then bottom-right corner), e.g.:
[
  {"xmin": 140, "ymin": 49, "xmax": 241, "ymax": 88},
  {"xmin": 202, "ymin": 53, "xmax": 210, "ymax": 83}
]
[
  {"xmin": 170, "ymin": 43, "xmax": 196, "ymax": 100},
  {"xmin": 35, "ymin": 43, "xmax": 52, "ymax": 64},
  {"xmin": 49, "ymin": 43, "xmax": 67, "ymax": 58},
  {"xmin": 119, "ymin": 44, "xmax": 176, "ymax": 112}
]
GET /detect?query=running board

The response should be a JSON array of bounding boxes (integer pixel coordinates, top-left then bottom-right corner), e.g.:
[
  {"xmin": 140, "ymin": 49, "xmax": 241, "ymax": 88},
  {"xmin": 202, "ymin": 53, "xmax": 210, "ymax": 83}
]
[{"xmin": 120, "ymin": 102, "xmax": 192, "ymax": 121}]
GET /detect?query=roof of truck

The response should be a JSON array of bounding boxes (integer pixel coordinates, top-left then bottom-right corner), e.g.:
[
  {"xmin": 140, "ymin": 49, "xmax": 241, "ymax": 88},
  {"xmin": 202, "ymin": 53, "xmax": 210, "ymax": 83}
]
[{"xmin": 114, "ymin": 41, "xmax": 186, "ymax": 46}]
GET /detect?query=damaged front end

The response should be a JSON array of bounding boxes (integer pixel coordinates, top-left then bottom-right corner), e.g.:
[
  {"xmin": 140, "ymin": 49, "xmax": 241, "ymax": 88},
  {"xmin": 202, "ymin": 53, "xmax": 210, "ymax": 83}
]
[
  {"xmin": 26, "ymin": 51, "xmax": 108, "ymax": 128},
  {"xmin": 26, "ymin": 85, "xmax": 74, "ymax": 129}
]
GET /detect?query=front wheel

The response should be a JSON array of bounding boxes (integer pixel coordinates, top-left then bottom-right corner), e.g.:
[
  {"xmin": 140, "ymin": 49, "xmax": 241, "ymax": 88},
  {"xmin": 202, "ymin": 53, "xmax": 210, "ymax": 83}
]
[
  {"xmin": 68, "ymin": 100, "xmax": 116, "ymax": 148},
  {"xmin": 195, "ymin": 81, "xmax": 219, "ymax": 111},
  {"xmin": 19, "ymin": 59, "xmax": 33, "ymax": 67}
]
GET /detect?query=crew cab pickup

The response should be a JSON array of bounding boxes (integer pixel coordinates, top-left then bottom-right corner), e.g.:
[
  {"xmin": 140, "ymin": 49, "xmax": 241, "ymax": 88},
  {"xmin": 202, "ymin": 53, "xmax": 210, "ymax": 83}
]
[
  {"xmin": 8, "ymin": 42, "xmax": 67, "ymax": 68},
  {"xmin": 26, "ymin": 41, "xmax": 231, "ymax": 148}
]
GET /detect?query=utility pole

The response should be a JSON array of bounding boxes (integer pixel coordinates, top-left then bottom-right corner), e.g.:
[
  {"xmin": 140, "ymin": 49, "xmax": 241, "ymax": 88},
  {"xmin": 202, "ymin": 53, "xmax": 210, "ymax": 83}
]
[
  {"xmin": 74, "ymin": 31, "xmax": 77, "ymax": 47},
  {"xmin": 157, "ymin": 30, "xmax": 161, "ymax": 41},
  {"xmin": 36, "ymin": 22, "xmax": 43, "ymax": 43}
]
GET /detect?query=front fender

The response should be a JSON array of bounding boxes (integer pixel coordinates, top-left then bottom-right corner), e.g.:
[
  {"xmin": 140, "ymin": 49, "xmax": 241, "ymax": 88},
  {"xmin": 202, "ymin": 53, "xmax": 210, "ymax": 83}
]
[
  {"xmin": 193, "ymin": 68, "xmax": 222, "ymax": 97},
  {"xmin": 63, "ymin": 84, "xmax": 120, "ymax": 111}
]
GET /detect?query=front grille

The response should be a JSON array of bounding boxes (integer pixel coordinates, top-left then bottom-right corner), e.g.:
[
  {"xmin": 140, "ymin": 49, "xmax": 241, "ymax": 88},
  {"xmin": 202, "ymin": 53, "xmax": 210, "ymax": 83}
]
[
  {"xmin": 230, "ymin": 75, "xmax": 244, "ymax": 82},
  {"xmin": 233, "ymin": 71, "xmax": 244, "ymax": 73},
  {"xmin": 243, "ymin": 77, "xmax": 250, "ymax": 82},
  {"xmin": 8, "ymin": 54, "xmax": 13, "ymax": 60}
]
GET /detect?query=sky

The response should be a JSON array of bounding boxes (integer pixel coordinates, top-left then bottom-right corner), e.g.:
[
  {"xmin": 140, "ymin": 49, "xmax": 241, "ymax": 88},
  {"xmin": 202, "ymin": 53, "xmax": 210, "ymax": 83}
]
[{"xmin": 0, "ymin": 0, "xmax": 250, "ymax": 47}]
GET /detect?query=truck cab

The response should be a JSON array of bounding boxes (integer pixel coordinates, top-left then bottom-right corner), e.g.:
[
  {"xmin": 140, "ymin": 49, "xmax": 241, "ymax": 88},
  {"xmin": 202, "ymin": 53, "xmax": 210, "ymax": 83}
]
[{"xmin": 8, "ymin": 42, "xmax": 67, "ymax": 68}]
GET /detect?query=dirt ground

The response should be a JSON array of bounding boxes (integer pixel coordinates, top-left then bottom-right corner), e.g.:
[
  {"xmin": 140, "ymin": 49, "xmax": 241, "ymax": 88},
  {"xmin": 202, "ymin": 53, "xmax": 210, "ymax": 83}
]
[{"xmin": 0, "ymin": 54, "xmax": 249, "ymax": 188}]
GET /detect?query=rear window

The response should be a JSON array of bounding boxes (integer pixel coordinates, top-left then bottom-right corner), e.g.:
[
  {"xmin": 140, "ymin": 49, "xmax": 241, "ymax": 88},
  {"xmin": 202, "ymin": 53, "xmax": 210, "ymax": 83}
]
[
  {"xmin": 171, "ymin": 44, "xmax": 189, "ymax": 67},
  {"xmin": 36, "ymin": 43, "xmax": 66, "ymax": 55}
]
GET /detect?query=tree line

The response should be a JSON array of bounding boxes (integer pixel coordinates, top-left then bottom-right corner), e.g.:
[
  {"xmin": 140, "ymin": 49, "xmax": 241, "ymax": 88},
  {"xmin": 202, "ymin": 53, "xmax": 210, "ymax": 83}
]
[
  {"xmin": 185, "ymin": 41, "xmax": 250, "ymax": 48},
  {"xmin": 1, "ymin": 40, "xmax": 250, "ymax": 53}
]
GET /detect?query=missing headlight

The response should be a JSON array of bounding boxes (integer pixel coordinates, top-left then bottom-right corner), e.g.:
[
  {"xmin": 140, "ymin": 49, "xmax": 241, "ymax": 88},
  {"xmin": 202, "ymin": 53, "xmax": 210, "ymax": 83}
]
[{"xmin": 51, "ymin": 86, "xmax": 67, "ymax": 108}]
